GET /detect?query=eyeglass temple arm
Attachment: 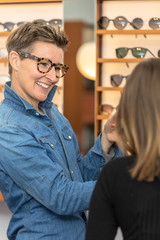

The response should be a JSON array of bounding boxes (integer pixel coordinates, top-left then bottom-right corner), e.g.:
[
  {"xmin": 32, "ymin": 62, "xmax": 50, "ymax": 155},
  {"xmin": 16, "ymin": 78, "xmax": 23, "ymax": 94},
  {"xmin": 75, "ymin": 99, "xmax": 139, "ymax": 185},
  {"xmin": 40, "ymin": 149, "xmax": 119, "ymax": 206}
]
[
  {"xmin": 148, "ymin": 49, "xmax": 156, "ymax": 58},
  {"xmin": 129, "ymin": 21, "xmax": 138, "ymax": 29}
]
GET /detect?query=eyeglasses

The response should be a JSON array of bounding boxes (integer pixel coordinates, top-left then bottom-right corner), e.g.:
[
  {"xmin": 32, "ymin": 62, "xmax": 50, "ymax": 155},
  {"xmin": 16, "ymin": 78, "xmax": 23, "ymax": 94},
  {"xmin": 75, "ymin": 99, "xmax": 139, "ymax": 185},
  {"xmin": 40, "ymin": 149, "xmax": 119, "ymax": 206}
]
[
  {"xmin": 0, "ymin": 21, "xmax": 24, "ymax": 32},
  {"xmin": 19, "ymin": 52, "xmax": 69, "ymax": 78},
  {"xmin": 99, "ymin": 104, "xmax": 117, "ymax": 117},
  {"xmin": 116, "ymin": 47, "xmax": 156, "ymax": 58},
  {"xmin": 38, "ymin": 19, "xmax": 62, "ymax": 29},
  {"xmin": 98, "ymin": 16, "xmax": 143, "ymax": 30},
  {"xmin": 110, "ymin": 74, "xmax": 129, "ymax": 87},
  {"xmin": 149, "ymin": 17, "xmax": 160, "ymax": 29}
]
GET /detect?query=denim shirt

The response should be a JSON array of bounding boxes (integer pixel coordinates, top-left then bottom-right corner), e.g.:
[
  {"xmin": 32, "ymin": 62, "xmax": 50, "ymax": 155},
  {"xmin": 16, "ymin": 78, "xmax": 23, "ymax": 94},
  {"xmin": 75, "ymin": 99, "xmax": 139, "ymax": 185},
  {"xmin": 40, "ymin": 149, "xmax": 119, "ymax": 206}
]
[
  {"xmin": 0, "ymin": 82, "xmax": 122, "ymax": 240},
  {"xmin": 0, "ymin": 82, "xmax": 106, "ymax": 240}
]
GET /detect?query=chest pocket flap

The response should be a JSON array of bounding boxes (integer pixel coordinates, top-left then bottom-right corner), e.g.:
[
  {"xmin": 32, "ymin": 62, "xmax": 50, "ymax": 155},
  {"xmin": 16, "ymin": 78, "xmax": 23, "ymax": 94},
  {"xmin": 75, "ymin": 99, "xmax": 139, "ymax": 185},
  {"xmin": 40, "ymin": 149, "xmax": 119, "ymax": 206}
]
[
  {"xmin": 62, "ymin": 126, "xmax": 73, "ymax": 141},
  {"xmin": 39, "ymin": 134, "xmax": 57, "ymax": 149}
]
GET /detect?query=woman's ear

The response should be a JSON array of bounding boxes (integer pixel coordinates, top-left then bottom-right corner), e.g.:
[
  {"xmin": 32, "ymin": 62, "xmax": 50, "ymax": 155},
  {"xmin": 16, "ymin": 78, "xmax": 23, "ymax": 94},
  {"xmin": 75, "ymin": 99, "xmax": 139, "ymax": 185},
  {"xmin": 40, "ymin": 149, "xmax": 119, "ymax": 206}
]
[{"xmin": 9, "ymin": 51, "xmax": 20, "ymax": 71}]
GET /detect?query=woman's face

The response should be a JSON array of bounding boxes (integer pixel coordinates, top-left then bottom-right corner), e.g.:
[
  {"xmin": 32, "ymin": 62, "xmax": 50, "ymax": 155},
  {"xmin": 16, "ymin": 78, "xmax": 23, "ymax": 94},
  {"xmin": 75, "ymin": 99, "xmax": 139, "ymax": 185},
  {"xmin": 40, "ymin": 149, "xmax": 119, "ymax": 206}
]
[{"xmin": 10, "ymin": 41, "xmax": 63, "ymax": 110}]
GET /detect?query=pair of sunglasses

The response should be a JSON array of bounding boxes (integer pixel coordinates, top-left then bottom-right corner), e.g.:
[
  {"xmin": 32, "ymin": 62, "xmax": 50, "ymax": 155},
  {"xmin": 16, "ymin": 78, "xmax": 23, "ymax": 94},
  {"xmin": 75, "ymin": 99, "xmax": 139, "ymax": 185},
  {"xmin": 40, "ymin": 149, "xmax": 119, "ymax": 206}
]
[
  {"xmin": 110, "ymin": 74, "xmax": 129, "ymax": 87},
  {"xmin": 99, "ymin": 104, "xmax": 118, "ymax": 117},
  {"xmin": 39, "ymin": 19, "xmax": 62, "ymax": 29},
  {"xmin": 149, "ymin": 17, "xmax": 160, "ymax": 29},
  {"xmin": 98, "ymin": 16, "xmax": 143, "ymax": 30},
  {"xmin": 116, "ymin": 47, "xmax": 156, "ymax": 58},
  {"xmin": 0, "ymin": 21, "xmax": 24, "ymax": 32}
]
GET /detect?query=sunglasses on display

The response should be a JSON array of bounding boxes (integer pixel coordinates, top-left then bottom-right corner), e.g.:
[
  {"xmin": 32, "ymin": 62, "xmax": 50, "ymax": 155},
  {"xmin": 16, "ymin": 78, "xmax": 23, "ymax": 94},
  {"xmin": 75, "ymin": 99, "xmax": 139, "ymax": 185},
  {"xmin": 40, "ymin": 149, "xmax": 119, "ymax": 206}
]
[
  {"xmin": 99, "ymin": 104, "xmax": 118, "ymax": 117},
  {"xmin": 38, "ymin": 19, "xmax": 62, "ymax": 29},
  {"xmin": 98, "ymin": 16, "xmax": 143, "ymax": 30},
  {"xmin": 0, "ymin": 21, "xmax": 24, "ymax": 32},
  {"xmin": 110, "ymin": 74, "xmax": 129, "ymax": 87},
  {"xmin": 19, "ymin": 52, "xmax": 69, "ymax": 78},
  {"xmin": 116, "ymin": 47, "xmax": 156, "ymax": 58},
  {"xmin": 149, "ymin": 17, "xmax": 160, "ymax": 29}
]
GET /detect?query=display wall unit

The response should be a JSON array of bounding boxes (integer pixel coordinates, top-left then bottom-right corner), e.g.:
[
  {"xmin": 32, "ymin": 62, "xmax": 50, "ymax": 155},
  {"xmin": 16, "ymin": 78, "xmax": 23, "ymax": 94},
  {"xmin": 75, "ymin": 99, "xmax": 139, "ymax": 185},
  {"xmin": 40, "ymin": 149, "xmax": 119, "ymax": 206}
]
[
  {"xmin": 0, "ymin": 0, "xmax": 63, "ymax": 202},
  {"xmin": 95, "ymin": 0, "xmax": 160, "ymax": 138}
]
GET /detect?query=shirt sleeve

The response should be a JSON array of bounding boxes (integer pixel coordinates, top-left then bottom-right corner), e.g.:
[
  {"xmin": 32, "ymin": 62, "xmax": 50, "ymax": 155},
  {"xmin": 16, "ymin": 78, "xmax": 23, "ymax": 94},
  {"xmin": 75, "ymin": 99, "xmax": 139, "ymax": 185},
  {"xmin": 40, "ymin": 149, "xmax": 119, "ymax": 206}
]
[
  {"xmin": 86, "ymin": 164, "xmax": 118, "ymax": 240},
  {"xmin": 0, "ymin": 125, "xmax": 96, "ymax": 216}
]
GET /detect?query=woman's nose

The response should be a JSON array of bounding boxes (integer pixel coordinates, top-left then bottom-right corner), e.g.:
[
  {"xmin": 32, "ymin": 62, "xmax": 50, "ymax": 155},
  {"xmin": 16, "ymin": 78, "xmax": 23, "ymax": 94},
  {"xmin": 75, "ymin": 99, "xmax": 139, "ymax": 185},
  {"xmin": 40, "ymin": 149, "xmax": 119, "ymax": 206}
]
[{"xmin": 45, "ymin": 66, "xmax": 58, "ymax": 81}]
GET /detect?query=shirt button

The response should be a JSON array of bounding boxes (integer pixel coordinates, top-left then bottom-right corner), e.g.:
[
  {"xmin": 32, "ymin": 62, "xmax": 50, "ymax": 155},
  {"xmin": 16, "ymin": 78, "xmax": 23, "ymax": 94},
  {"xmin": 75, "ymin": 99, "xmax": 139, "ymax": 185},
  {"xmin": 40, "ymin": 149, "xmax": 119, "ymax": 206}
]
[
  {"xmin": 36, "ymin": 112, "xmax": 39, "ymax": 116},
  {"xmin": 71, "ymin": 170, "xmax": 74, "ymax": 174},
  {"xmin": 68, "ymin": 136, "xmax": 72, "ymax": 139},
  {"xmin": 50, "ymin": 144, "xmax": 54, "ymax": 148}
]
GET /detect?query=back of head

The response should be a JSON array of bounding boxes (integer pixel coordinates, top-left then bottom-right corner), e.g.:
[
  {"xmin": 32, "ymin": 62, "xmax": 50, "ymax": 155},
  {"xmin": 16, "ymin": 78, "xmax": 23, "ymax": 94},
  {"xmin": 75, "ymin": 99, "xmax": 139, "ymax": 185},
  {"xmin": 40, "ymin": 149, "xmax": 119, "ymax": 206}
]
[
  {"xmin": 116, "ymin": 58, "xmax": 160, "ymax": 181},
  {"xmin": 6, "ymin": 19, "xmax": 69, "ymax": 75}
]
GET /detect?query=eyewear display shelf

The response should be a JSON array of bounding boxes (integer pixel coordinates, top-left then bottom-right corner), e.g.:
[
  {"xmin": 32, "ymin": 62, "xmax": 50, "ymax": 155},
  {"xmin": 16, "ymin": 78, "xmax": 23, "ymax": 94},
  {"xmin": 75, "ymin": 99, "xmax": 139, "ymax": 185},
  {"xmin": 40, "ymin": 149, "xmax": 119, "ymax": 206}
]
[{"xmin": 95, "ymin": 0, "xmax": 160, "ymax": 138}]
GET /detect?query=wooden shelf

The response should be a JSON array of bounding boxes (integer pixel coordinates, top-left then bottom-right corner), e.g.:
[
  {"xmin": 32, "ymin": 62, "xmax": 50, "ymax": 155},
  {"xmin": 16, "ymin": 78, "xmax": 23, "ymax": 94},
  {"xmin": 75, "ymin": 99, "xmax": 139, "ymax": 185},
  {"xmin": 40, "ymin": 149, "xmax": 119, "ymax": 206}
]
[
  {"xmin": 96, "ymin": 86, "xmax": 123, "ymax": 91},
  {"xmin": 0, "ymin": 31, "xmax": 10, "ymax": 36},
  {"xmin": 97, "ymin": 58, "xmax": 149, "ymax": 63},
  {"xmin": 0, "ymin": 192, "xmax": 4, "ymax": 201},
  {"xmin": 0, "ymin": 59, "xmax": 8, "ymax": 63},
  {"xmin": 97, "ymin": 29, "xmax": 160, "ymax": 35},
  {"xmin": 96, "ymin": 115, "xmax": 108, "ymax": 120}
]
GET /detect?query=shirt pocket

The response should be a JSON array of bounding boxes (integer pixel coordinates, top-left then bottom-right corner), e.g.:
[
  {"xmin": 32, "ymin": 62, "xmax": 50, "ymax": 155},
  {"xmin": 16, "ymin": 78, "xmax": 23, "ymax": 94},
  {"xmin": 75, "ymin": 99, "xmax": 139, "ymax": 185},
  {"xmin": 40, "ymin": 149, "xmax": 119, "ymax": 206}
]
[
  {"xmin": 38, "ymin": 134, "xmax": 57, "ymax": 149},
  {"xmin": 62, "ymin": 126, "xmax": 73, "ymax": 141}
]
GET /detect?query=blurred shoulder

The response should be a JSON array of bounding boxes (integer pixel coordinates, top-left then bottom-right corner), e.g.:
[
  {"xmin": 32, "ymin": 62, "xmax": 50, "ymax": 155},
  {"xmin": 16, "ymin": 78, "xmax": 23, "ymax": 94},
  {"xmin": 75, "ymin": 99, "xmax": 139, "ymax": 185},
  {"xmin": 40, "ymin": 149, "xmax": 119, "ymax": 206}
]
[{"xmin": 101, "ymin": 155, "xmax": 135, "ymax": 178}]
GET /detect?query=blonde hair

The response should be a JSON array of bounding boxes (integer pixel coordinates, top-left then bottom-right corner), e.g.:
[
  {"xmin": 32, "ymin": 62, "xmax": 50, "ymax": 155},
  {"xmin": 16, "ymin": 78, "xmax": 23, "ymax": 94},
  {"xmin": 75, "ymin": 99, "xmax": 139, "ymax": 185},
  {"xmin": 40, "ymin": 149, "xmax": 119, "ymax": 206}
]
[
  {"xmin": 116, "ymin": 58, "xmax": 160, "ymax": 181},
  {"xmin": 6, "ymin": 19, "xmax": 69, "ymax": 75}
]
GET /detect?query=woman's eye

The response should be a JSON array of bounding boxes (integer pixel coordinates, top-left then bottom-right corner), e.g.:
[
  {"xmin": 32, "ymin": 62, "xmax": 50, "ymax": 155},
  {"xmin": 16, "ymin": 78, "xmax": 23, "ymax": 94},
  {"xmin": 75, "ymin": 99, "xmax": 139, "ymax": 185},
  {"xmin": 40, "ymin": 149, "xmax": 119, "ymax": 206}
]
[
  {"xmin": 40, "ymin": 62, "xmax": 48, "ymax": 67},
  {"xmin": 55, "ymin": 66, "xmax": 61, "ymax": 71}
]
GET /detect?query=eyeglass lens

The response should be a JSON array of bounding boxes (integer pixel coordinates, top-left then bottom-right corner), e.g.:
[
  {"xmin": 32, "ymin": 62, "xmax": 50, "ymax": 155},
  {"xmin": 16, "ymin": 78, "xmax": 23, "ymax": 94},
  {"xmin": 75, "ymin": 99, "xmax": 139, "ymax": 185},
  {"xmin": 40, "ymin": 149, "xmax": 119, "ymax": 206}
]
[
  {"xmin": 110, "ymin": 74, "xmax": 129, "ymax": 87},
  {"xmin": 38, "ymin": 59, "xmax": 66, "ymax": 78},
  {"xmin": 0, "ymin": 21, "xmax": 24, "ymax": 32},
  {"xmin": 149, "ymin": 17, "xmax": 160, "ymax": 29},
  {"xmin": 98, "ymin": 16, "xmax": 143, "ymax": 30}
]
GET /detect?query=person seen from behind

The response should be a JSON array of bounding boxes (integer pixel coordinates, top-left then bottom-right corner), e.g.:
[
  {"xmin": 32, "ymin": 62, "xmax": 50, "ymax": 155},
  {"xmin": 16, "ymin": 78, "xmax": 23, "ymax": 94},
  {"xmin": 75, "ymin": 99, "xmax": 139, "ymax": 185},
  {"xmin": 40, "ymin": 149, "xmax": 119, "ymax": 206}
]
[{"xmin": 86, "ymin": 58, "xmax": 160, "ymax": 240}]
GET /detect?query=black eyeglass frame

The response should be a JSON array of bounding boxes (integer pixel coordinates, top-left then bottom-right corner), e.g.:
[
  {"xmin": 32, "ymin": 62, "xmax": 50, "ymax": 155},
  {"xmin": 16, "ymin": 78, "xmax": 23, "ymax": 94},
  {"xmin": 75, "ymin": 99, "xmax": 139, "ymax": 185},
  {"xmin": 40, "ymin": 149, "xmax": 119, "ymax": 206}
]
[{"xmin": 19, "ymin": 52, "xmax": 69, "ymax": 78}]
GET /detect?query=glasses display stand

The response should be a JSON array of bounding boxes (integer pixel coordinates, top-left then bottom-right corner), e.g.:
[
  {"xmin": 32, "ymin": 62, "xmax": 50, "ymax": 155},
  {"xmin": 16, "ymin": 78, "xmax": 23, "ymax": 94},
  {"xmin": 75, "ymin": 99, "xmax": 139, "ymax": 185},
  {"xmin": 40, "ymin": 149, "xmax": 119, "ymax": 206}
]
[{"xmin": 95, "ymin": 0, "xmax": 160, "ymax": 138}]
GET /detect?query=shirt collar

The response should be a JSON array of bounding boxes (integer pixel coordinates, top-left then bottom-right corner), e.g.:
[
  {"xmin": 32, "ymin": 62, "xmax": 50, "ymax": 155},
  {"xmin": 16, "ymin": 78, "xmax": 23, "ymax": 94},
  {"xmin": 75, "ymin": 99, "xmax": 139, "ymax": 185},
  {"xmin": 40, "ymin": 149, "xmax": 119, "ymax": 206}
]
[{"xmin": 4, "ymin": 81, "xmax": 58, "ymax": 110}]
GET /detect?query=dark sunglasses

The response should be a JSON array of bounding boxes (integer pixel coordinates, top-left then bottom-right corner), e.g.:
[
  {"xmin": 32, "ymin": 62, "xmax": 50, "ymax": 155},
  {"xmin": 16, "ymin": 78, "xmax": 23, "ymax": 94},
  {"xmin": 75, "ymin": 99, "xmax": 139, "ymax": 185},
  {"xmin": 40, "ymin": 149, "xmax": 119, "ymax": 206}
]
[
  {"xmin": 149, "ymin": 17, "xmax": 160, "ymax": 29},
  {"xmin": 0, "ymin": 21, "xmax": 24, "ymax": 32},
  {"xmin": 98, "ymin": 16, "xmax": 143, "ymax": 30},
  {"xmin": 110, "ymin": 74, "xmax": 129, "ymax": 87},
  {"xmin": 99, "ymin": 104, "xmax": 118, "ymax": 117},
  {"xmin": 38, "ymin": 19, "xmax": 62, "ymax": 29},
  {"xmin": 116, "ymin": 47, "xmax": 156, "ymax": 58}
]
